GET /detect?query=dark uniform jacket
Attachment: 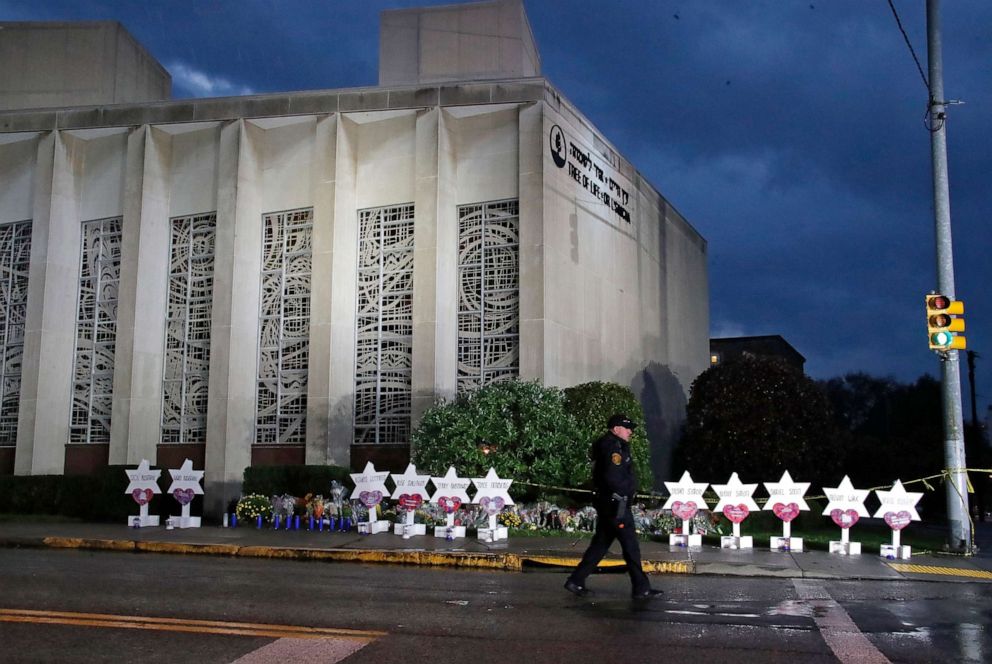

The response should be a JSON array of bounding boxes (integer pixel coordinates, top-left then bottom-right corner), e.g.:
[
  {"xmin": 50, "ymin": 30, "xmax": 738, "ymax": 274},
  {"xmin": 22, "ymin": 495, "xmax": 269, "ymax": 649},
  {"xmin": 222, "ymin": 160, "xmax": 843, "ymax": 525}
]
[{"xmin": 590, "ymin": 431, "xmax": 637, "ymax": 501}]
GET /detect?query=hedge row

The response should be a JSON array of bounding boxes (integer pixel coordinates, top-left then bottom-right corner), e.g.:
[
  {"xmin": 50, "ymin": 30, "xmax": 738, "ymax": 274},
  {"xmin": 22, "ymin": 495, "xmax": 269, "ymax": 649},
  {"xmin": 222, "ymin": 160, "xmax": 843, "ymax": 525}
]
[{"xmin": 0, "ymin": 464, "xmax": 351, "ymax": 521}]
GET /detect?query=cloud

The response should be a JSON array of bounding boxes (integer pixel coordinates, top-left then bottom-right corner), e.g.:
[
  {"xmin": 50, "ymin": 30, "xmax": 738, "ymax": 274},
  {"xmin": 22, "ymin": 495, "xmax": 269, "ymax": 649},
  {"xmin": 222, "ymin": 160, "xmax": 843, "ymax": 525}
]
[{"xmin": 167, "ymin": 61, "xmax": 255, "ymax": 99}]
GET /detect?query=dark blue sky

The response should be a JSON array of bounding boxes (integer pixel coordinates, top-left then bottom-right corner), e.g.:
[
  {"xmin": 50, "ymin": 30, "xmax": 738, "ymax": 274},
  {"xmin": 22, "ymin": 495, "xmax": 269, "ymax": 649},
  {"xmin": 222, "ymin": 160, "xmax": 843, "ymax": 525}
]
[{"xmin": 4, "ymin": 0, "xmax": 989, "ymax": 419}]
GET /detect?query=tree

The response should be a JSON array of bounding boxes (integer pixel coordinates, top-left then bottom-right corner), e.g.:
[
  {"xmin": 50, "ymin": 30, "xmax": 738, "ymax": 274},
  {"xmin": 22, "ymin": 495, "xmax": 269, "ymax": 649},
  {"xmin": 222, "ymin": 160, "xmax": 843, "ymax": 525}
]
[
  {"xmin": 677, "ymin": 355, "xmax": 841, "ymax": 487},
  {"xmin": 411, "ymin": 380, "xmax": 586, "ymax": 498},
  {"xmin": 563, "ymin": 381, "xmax": 652, "ymax": 492}
]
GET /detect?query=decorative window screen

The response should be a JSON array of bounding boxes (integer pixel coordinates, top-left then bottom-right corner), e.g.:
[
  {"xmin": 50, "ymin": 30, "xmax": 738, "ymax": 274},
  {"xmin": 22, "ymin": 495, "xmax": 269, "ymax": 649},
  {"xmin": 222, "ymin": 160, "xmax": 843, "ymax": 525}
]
[
  {"xmin": 457, "ymin": 199, "xmax": 520, "ymax": 392},
  {"xmin": 0, "ymin": 221, "xmax": 31, "ymax": 445},
  {"xmin": 354, "ymin": 204, "xmax": 415, "ymax": 445},
  {"xmin": 256, "ymin": 208, "xmax": 312, "ymax": 445},
  {"xmin": 70, "ymin": 217, "xmax": 122, "ymax": 444},
  {"xmin": 161, "ymin": 213, "xmax": 216, "ymax": 444}
]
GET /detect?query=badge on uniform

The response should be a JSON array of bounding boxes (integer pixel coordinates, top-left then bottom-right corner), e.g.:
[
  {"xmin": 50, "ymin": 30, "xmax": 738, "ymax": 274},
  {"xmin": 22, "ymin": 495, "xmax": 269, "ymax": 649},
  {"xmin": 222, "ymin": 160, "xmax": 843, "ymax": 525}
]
[{"xmin": 611, "ymin": 452, "xmax": 622, "ymax": 465}]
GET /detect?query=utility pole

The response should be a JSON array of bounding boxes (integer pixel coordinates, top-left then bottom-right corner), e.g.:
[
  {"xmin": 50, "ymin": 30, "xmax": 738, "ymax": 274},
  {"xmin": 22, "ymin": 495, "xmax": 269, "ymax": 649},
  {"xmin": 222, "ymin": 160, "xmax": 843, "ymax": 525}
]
[{"xmin": 927, "ymin": 0, "xmax": 971, "ymax": 553}]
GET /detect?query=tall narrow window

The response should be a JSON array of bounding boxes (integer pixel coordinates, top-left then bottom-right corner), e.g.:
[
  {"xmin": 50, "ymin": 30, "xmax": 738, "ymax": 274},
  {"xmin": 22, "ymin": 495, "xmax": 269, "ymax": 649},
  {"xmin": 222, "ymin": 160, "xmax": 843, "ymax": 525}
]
[
  {"xmin": 457, "ymin": 199, "xmax": 520, "ymax": 392},
  {"xmin": 161, "ymin": 213, "xmax": 216, "ymax": 444},
  {"xmin": 70, "ymin": 217, "xmax": 122, "ymax": 444},
  {"xmin": 0, "ymin": 221, "xmax": 31, "ymax": 445},
  {"xmin": 354, "ymin": 203, "xmax": 414, "ymax": 445},
  {"xmin": 256, "ymin": 208, "xmax": 312, "ymax": 445}
]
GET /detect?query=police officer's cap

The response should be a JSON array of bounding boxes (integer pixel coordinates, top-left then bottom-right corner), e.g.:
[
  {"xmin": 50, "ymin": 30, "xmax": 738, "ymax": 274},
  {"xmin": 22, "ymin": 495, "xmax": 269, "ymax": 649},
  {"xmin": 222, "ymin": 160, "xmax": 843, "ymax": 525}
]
[{"xmin": 607, "ymin": 414, "xmax": 636, "ymax": 430}]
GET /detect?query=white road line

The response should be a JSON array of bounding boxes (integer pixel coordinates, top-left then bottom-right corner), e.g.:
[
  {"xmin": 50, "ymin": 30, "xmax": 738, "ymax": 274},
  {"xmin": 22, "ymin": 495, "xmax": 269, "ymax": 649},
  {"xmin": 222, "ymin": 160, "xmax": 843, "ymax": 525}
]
[
  {"xmin": 793, "ymin": 579, "xmax": 890, "ymax": 664},
  {"xmin": 230, "ymin": 637, "xmax": 370, "ymax": 664}
]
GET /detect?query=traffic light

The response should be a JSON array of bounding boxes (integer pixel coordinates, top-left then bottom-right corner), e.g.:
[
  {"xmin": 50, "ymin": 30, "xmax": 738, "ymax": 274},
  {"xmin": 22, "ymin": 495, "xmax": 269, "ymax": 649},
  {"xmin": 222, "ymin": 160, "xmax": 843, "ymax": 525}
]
[{"xmin": 926, "ymin": 293, "xmax": 966, "ymax": 350}]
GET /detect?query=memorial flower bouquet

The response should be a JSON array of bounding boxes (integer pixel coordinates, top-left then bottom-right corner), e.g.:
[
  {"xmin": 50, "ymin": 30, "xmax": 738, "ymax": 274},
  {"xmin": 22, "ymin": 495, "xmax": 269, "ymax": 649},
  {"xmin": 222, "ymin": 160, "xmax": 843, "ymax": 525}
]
[
  {"xmin": 235, "ymin": 494, "xmax": 273, "ymax": 523},
  {"xmin": 498, "ymin": 510, "xmax": 522, "ymax": 529}
]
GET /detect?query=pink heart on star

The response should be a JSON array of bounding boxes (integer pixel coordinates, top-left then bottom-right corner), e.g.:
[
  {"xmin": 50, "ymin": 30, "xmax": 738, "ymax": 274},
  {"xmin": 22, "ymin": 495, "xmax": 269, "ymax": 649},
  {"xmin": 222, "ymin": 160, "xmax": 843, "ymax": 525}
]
[
  {"xmin": 438, "ymin": 496, "xmax": 462, "ymax": 514},
  {"xmin": 397, "ymin": 494, "xmax": 423, "ymax": 511},
  {"xmin": 772, "ymin": 502, "xmax": 800, "ymax": 522},
  {"xmin": 671, "ymin": 500, "xmax": 698, "ymax": 521},
  {"xmin": 722, "ymin": 504, "xmax": 749, "ymax": 524},
  {"xmin": 830, "ymin": 508, "xmax": 860, "ymax": 529},
  {"xmin": 172, "ymin": 488, "xmax": 195, "ymax": 505},
  {"xmin": 131, "ymin": 488, "xmax": 154, "ymax": 506},
  {"xmin": 883, "ymin": 510, "xmax": 912, "ymax": 531},
  {"xmin": 480, "ymin": 496, "xmax": 505, "ymax": 516},
  {"xmin": 359, "ymin": 490, "xmax": 383, "ymax": 508}
]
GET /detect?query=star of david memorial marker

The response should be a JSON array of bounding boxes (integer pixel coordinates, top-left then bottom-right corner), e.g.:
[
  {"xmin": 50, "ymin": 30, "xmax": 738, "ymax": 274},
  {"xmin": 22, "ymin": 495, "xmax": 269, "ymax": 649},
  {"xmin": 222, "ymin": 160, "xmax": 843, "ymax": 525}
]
[
  {"xmin": 764, "ymin": 471, "xmax": 810, "ymax": 552},
  {"xmin": 390, "ymin": 463, "xmax": 431, "ymax": 538},
  {"xmin": 663, "ymin": 471, "xmax": 709, "ymax": 547},
  {"xmin": 124, "ymin": 459, "xmax": 161, "ymax": 527},
  {"xmin": 822, "ymin": 475, "xmax": 870, "ymax": 555},
  {"xmin": 874, "ymin": 480, "xmax": 923, "ymax": 559},
  {"xmin": 350, "ymin": 461, "xmax": 391, "ymax": 534},
  {"xmin": 166, "ymin": 458, "xmax": 204, "ymax": 529},
  {"xmin": 430, "ymin": 466, "xmax": 472, "ymax": 540},
  {"xmin": 472, "ymin": 468, "xmax": 513, "ymax": 542},
  {"xmin": 712, "ymin": 472, "xmax": 760, "ymax": 549}
]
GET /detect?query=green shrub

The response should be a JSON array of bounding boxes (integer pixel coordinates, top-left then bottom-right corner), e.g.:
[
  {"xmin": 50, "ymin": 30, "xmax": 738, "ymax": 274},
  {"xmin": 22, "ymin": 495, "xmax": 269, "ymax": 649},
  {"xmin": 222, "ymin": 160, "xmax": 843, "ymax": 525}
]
[
  {"xmin": 0, "ymin": 465, "xmax": 160, "ymax": 522},
  {"xmin": 563, "ymin": 381, "xmax": 652, "ymax": 491},
  {"xmin": 412, "ymin": 380, "xmax": 586, "ymax": 499},
  {"xmin": 242, "ymin": 465, "xmax": 351, "ymax": 498}
]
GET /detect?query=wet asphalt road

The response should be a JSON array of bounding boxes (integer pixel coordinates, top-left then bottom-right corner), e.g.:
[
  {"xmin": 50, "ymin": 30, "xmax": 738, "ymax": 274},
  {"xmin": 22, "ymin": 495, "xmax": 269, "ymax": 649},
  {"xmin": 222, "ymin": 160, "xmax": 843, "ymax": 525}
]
[{"xmin": 0, "ymin": 548, "xmax": 988, "ymax": 663}]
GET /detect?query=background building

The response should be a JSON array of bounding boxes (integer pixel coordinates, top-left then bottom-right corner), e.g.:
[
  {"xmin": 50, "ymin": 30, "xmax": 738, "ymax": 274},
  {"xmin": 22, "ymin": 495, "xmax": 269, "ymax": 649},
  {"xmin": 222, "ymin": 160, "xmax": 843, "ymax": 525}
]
[
  {"xmin": 710, "ymin": 336, "xmax": 806, "ymax": 373},
  {"xmin": 0, "ymin": 0, "xmax": 708, "ymax": 514}
]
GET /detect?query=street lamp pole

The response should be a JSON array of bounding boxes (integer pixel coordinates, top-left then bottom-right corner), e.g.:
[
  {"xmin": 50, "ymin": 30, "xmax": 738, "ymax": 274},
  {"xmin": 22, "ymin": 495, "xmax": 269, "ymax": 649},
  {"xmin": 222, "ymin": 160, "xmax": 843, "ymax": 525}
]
[{"xmin": 926, "ymin": 0, "xmax": 971, "ymax": 553}]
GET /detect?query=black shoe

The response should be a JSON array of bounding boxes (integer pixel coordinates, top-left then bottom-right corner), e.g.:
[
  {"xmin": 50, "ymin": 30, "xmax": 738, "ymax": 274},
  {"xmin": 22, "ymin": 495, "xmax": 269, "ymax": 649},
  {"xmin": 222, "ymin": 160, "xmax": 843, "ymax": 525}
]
[
  {"xmin": 564, "ymin": 580, "xmax": 593, "ymax": 597},
  {"xmin": 632, "ymin": 588, "xmax": 664, "ymax": 599}
]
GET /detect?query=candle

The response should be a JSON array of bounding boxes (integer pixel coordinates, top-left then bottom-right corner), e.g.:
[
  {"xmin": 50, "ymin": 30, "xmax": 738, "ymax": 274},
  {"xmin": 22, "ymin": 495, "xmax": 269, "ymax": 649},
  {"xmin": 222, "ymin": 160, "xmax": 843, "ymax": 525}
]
[
  {"xmin": 294, "ymin": 515, "xmax": 300, "ymax": 530},
  {"xmin": 329, "ymin": 517, "xmax": 336, "ymax": 531},
  {"xmin": 274, "ymin": 515, "xmax": 281, "ymax": 529},
  {"xmin": 256, "ymin": 515, "xmax": 262, "ymax": 529},
  {"xmin": 309, "ymin": 516, "xmax": 314, "ymax": 531},
  {"xmin": 318, "ymin": 517, "xmax": 323, "ymax": 532},
  {"xmin": 231, "ymin": 515, "xmax": 238, "ymax": 528},
  {"xmin": 342, "ymin": 517, "xmax": 351, "ymax": 531}
]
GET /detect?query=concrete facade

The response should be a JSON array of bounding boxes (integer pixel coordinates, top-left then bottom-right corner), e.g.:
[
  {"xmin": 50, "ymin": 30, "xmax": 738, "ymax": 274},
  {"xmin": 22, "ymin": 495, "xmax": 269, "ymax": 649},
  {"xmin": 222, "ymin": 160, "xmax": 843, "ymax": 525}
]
[
  {"xmin": 0, "ymin": 1, "xmax": 707, "ymax": 513},
  {"xmin": 0, "ymin": 22, "xmax": 171, "ymax": 110}
]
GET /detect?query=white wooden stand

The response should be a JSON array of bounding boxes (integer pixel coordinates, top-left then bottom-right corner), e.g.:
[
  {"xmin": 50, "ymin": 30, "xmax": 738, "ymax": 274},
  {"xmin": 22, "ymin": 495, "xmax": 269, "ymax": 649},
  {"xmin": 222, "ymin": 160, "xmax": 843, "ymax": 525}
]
[
  {"xmin": 128, "ymin": 504, "xmax": 159, "ymax": 528},
  {"xmin": 669, "ymin": 519, "xmax": 701, "ymax": 547},
  {"xmin": 170, "ymin": 504, "xmax": 200, "ymax": 529},
  {"xmin": 770, "ymin": 522, "xmax": 802, "ymax": 551},
  {"xmin": 357, "ymin": 509, "xmax": 390, "ymax": 534},
  {"xmin": 433, "ymin": 514, "xmax": 465, "ymax": 539},
  {"xmin": 393, "ymin": 511, "xmax": 426, "ymax": 537},
  {"xmin": 828, "ymin": 527, "xmax": 861, "ymax": 555},
  {"xmin": 721, "ymin": 522, "xmax": 752, "ymax": 549},
  {"xmin": 880, "ymin": 529, "xmax": 912, "ymax": 559},
  {"xmin": 478, "ymin": 514, "xmax": 507, "ymax": 542}
]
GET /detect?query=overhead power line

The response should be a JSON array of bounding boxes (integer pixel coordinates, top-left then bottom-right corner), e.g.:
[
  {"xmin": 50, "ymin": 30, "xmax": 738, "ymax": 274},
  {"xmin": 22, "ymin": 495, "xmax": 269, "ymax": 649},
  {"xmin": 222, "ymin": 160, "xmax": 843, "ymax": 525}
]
[{"xmin": 886, "ymin": 0, "xmax": 930, "ymax": 91}]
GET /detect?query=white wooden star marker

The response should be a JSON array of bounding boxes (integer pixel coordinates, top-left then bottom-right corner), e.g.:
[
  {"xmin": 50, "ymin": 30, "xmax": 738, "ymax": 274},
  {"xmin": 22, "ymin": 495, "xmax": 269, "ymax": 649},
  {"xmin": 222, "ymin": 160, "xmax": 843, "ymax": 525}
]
[
  {"xmin": 662, "ymin": 471, "xmax": 709, "ymax": 512},
  {"xmin": 124, "ymin": 459, "xmax": 161, "ymax": 527},
  {"xmin": 763, "ymin": 470, "xmax": 811, "ymax": 513},
  {"xmin": 712, "ymin": 472, "xmax": 760, "ymax": 512},
  {"xmin": 167, "ymin": 458, "xmax": 204, "ymax": 496},
  {"xmin": 471, "ymin": 467, "xmax": 514, "ymax": 506},
  {"xmin": 821, "ymin": 475, "xmax": 870, "ymax": 517},
  {"xmin": 873, "ymin": 480, "xmax": 923, "ymax": 522},
  {"xmin": 430, "ymin": 466, "xmax": 472, "ymax": 506},
  {"xmin": 389, "ymin": 463, "xmax": 432, "ymax": 503},
  {"xmin": 350, "ymin": 461, "xmax": 390, "ymax": 507},
  {"xmin": 125, "ymin": 459, "xmax": 161, "ymax": 497}
]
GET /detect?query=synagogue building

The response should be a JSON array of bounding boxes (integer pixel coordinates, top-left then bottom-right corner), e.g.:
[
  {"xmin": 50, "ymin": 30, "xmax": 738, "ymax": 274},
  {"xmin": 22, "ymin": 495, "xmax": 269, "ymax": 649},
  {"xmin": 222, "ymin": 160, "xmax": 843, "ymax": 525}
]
[{"xmin": 0, "ymin": 0, "xmax": 708, "ymax": 514}]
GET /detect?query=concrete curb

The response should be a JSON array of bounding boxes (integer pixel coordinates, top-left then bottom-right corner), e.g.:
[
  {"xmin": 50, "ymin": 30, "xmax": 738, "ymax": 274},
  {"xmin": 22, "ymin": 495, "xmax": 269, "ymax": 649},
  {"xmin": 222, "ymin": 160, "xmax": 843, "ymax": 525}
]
[{"xmin": 11, "ymin": 536, "xmax": 694, "ymax": 574}]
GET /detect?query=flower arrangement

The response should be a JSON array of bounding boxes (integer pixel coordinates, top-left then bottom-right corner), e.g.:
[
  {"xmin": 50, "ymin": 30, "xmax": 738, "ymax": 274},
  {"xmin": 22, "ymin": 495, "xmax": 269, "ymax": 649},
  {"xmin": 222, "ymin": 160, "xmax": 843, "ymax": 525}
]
[
  {"xmin": 235, "ymin": 494, "xmax": 272, "ymax": 523},
  {"xmin": 498, "ymin": 510, "xmax": 522, "ymax": 528}
]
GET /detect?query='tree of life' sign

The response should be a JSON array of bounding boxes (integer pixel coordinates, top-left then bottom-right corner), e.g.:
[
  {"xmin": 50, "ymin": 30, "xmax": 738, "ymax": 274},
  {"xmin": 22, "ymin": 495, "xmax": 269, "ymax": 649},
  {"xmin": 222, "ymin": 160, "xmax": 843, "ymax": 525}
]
[{"xmin": 548, "ymin": 123, "xmax": 632, "ymax": 223}]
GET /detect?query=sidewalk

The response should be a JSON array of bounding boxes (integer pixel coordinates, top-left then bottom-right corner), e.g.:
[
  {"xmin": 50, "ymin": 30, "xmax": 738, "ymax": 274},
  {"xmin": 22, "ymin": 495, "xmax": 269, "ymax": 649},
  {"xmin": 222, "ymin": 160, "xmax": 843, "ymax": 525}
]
[{"xmin": 2, "ymin": 520, "xmax": 991, "ymax": 583}]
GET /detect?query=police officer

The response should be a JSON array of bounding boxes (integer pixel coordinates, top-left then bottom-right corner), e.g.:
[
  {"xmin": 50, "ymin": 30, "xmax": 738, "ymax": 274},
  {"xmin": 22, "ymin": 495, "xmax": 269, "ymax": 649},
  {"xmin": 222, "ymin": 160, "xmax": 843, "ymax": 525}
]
[{"xmin": 564, "ymin": 414, "xmax": 663, "ymax": 599}]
